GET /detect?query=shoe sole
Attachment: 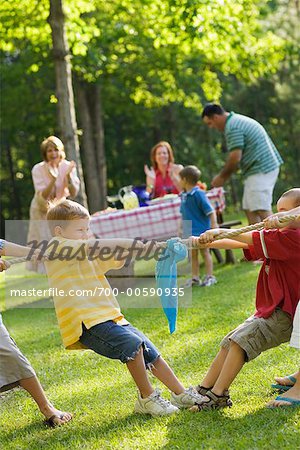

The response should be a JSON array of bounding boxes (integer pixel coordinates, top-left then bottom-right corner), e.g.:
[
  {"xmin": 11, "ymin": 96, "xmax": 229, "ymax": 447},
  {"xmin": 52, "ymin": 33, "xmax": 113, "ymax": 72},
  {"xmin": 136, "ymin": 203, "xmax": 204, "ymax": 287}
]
[
  {"xmin": 190, "ymin": 402, "xmax": 232, "ymax": 412},
  {"xmin": 171, "ymin": 400, "xmax": 199, "ymax": 409},
  {"xmin": 134, "ymin": 406, "xmax": 178, "ymax": 416}
]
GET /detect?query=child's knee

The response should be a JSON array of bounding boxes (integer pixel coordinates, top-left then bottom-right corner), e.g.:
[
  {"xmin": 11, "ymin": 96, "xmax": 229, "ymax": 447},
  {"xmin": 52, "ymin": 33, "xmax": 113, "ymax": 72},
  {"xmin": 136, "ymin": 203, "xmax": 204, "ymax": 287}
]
[{"xmin": 229, "ymin": 340, "xmax": 247, "ymax": 360}]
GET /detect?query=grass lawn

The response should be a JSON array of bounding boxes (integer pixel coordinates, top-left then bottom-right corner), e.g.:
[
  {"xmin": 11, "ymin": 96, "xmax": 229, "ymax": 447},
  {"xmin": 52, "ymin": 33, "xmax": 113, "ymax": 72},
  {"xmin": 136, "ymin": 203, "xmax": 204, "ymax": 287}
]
[{"xmin": 0, "ymin": 248, "xmax": 299, "ymax": 449}]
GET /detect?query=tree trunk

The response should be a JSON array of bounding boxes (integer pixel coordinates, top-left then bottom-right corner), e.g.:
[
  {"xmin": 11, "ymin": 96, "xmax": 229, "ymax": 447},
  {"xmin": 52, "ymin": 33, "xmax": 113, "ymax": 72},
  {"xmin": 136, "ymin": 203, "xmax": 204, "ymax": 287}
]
[
  {"xmin": 91, "ymin": 84, "xmax": 107, "ymax": 210},
  {"xmin": 164, "ymin": 105, "xmax": 175, "ymax": 143},
  {"xmin": 48, "ymin": 0, "xmax": 87, "ymax": 207},
  {"xmin": 5, "ymin": 140, "xmax": 22, "ymax": 219},
  {"xmin": 76, "ymin": 83, "xmax": 103, "ymax": 213}
]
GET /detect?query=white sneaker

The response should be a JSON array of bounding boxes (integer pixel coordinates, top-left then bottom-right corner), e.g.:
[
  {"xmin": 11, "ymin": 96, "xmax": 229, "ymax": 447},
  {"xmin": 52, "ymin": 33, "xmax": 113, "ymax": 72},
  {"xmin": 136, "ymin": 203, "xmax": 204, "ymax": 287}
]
[
  {"xmin": 201, "ymin": 275, "xmax": 217, "ymax": 287},
  {"xmin": 134, "ymin": 388, "xmax": 179, "ymax": 416},
  {"xmin": 170, "ymin": 387, "xmax": 206, "ymax": 409}
]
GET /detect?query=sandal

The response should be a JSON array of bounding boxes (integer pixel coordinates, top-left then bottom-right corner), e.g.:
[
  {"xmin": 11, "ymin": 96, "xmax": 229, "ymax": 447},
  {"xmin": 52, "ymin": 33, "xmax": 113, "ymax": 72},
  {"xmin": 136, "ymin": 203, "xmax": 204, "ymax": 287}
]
[
  {"xmin": 271, "ymin": 375, "xmax": 296, "ymax": 392},
  {"xmin": 195, "ymin": 385, "xmax": 212, "ymax": 396},
  {"xmin": 195, "ymin": 385, "xmax": 230, "ymax": 397},
  {"xmin": 267, "ymin": 395, "xmax": 300, "ymax": 408},
  {"xmin": 44, "ymin": 413, "xmax": 72, "ymax": 428},
  {"xmin": 190, "ymin": 390, "xmax": 233, "ymax": 411}
]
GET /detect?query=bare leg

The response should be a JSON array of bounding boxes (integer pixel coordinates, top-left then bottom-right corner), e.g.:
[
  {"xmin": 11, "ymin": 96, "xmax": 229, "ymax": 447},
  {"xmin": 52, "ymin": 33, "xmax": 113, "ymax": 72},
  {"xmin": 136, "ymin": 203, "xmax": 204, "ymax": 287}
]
[
  {"xmin": 151, "ymin": 356, "xmax": 185, "ymax": 395},
  {"xmin": 211, "ymin": 341, "xmax": 246, "ymax": 395},
  {"xmin": 127, "ymin": 350, "xmax": 185, "ymax": 397},
  {"xmin": 256, "ymin": 210, "xmax": 272, "ymax": 221},
  {"xmin": 245, "ymin": 210, "xmax": 261, "ymax": 225},
  {"xmin": 268, "ymin": 370, "xmax": 300, "ymax": 407},
  {"xmin": 191, "ymin": 249, "xmax": 199, "ymax": 279},
  {"xmin": 200, "ymin": 347, "xmax": 228, "ymax": 388},
  {"xmin": 200, "ymin": 248, "xmax": 213, "ymax": 277},
  {"xmin": 20, "ymin": 376, "xmax": 72, "ymax": 424},
  {"xmin": 245, "ymin": 209, "xmax": 272, "ymax": 225},
  {"xmin": 126, "ymin": 347, "xmax": 154, "ymax": 398}
]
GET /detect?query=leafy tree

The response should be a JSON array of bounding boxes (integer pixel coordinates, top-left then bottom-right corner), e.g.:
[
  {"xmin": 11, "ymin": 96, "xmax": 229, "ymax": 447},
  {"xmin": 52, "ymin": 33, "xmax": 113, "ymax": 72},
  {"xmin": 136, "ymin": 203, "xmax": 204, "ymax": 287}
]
[
  {"xmin": 48, "ymin": 0, "xmax": 87, "ymax": 205},
  {"xmin": 0, "ymin": 0, "xmax": 292, "ymax": 228}
]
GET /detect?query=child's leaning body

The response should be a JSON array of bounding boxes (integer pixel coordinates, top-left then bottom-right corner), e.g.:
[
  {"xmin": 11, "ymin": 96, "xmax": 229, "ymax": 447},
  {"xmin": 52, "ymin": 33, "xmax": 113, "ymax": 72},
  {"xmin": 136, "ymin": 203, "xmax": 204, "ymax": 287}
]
[
  {"xmin": 190, "ymin": 225, "xmax": 300, "ymax": 411},
  {"xmin": 222, "ymin": 227, "xmax": 300, "ymax": 361},
  {"xmin": 44, "ymin": 207, "xmax": 204, "ymax": 417},
  {"xmin": 45, "ymin": 236, "xmax": 129, "ymax": 350}
]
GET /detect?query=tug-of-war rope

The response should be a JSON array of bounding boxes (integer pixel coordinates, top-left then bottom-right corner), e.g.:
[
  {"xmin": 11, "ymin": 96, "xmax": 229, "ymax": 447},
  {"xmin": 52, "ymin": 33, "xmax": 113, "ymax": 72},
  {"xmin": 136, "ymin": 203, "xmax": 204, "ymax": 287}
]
[
  {"xmin": 5, "ymin": 214, "xmax": 299, "ymax": 265},
  {"xmin": 170, "ymin": 213, "xmax": 300, "ymax": 248}
]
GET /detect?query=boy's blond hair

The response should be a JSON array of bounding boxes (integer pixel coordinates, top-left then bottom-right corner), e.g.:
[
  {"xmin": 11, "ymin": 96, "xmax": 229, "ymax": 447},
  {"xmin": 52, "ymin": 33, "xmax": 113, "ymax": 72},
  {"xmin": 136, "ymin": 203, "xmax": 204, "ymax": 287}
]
[
  {"xmin": 46, "ymin": 199, "xmax": 90, "ymax": 235},
  {"xmin": 280, "ymin": 188, "xmax": 300, "ymax": 208}
]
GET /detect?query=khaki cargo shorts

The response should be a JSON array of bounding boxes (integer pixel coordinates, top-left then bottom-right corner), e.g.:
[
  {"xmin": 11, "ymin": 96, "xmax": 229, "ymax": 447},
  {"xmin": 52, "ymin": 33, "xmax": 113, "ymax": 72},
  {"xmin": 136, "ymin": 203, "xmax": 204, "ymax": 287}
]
[
  {"xmin": 220, "ymin": 308, "xmax": 292, "ymax": 361},
  {"xmin": 242, "ymin": 168, "xmax": 279, "ymax": 211}
]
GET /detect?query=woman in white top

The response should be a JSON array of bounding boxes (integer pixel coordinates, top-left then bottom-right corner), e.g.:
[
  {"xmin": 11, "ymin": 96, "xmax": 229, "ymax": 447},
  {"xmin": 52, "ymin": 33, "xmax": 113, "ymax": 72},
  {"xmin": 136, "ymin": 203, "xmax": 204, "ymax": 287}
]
[{"xmin": 27, "ymin": 136, "xmax": 80, "ymax": 271}]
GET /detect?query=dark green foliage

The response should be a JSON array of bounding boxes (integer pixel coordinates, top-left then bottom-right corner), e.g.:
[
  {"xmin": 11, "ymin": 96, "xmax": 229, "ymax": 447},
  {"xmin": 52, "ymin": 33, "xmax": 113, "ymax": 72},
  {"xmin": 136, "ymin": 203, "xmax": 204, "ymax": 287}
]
[{"xmin": 0, "ymin": 0, "xmax": 299, "ymax": 229}]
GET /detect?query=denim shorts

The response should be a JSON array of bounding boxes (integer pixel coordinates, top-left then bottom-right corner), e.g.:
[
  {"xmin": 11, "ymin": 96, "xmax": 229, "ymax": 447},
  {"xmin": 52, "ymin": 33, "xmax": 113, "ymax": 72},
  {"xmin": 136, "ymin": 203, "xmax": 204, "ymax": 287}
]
[{"xmin": 79, "ymin": 321, "xmax": 160, "ymax": 368}]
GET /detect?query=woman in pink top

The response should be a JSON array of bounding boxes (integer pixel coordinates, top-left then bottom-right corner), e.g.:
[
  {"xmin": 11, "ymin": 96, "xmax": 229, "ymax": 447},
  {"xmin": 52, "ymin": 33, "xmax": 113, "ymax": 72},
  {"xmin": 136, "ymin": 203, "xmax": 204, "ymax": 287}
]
[
  {"xmin": 144, "ymin": 141, "xmax": 183, "ymax": 198},
  {"xmin": 27, "ymin": 136, "xmax": 80, "ymax": 271}
]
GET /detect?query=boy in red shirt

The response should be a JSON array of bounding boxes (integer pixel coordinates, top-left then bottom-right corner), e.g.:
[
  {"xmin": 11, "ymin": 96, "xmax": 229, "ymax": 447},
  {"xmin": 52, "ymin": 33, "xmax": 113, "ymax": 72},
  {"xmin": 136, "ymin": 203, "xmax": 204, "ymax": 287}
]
[
  {"xmin": 190, "ymin": 188, "xmax": 300, "ymax": 410},
  {"xmin": 263, "ymin": 202, "xmax": 300, "ymax": 407}
]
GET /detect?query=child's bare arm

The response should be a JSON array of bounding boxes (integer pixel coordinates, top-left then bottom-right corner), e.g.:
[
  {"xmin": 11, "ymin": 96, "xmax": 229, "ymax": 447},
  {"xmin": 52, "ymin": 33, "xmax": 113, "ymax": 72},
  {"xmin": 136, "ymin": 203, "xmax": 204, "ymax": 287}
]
[
  {"xmin": 222, "ymin": 231, "xmax": 253, "ymax": 245},
  {"xmin": 86, "ymin": 238, "xmax": 145, "ymax": 260},
  {"xmin": 116, "ymin": 241, "xmax": 158, "ymax": 261},
  {"xmin": 0, "ymin": 259, "xmax": 11, "ymax": 271},
  {"xmin": 87, "ymin": 238, "xmax": 144, "ymax": 253},
  {"xmin": 263, "ymin": 207, "xmax": 300, "ymax": 229},
  {"xmin": 91, "ymin": 239, "xmax": 157, "ymax": 262},
  {"xmin": 0, "ymin": 240, "xmax": 40, "ymax": 257},
  {"xmin": 206, "ymin": 239, "xmax": 248, "ymax": 249},
  {"xmin": 191, "ymin": 236, "xmax": 248, "ymax": 249},
  {"xmin": 193, "ymin": 228, "xmax": 253, "ymax": 246}
]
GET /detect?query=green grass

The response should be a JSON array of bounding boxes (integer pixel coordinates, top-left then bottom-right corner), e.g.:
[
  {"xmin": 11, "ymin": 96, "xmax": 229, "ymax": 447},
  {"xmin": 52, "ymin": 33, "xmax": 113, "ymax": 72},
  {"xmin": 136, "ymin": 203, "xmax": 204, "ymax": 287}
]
[{"xmin": 0, "ymin": 252, "xmax": 299, "ymax": 449}]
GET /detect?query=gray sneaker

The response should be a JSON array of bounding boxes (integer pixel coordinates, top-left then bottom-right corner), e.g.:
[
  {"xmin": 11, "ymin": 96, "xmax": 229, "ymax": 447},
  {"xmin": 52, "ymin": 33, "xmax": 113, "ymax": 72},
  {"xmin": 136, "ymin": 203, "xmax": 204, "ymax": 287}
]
[
  {"xmin": 183, "ymin": 278, "xmax": 201, "ymax": 288},
  {"xmin": 134, "ymin": 388, "xmax": 179, "ymax": 416},
  {"xmin": 201, "ymin": 275, "xmax": 217, "ymax": 287},
  {"xmin": 170, "ymin": 387, "xmax": 207, "ymax": 409}
]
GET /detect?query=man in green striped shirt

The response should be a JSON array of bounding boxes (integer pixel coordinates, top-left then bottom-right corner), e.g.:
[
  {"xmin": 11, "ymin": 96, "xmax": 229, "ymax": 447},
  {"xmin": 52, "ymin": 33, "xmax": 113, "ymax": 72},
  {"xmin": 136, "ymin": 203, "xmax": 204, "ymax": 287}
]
[{"xmin": 202, "ymin": 103, "xmax": 283, "ymax": 224}]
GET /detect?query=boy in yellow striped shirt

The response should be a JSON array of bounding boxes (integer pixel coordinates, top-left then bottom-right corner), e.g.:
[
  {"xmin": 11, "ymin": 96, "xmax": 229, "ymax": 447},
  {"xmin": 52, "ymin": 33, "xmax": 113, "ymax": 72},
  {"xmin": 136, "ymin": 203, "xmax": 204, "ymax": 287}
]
[{"xmin": 45, "ymin": 199, "xmax": 203, "ymax": 416}]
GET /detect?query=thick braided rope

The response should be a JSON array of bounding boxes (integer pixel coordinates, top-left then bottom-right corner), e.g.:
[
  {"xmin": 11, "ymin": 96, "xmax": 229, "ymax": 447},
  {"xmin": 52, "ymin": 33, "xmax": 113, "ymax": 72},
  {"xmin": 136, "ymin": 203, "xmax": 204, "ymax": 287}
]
[
  {"xmin": 211, "ymin": 214, "xmax": 299, "ymax": 241},
  {"xmin": 4, "ymin": 255, "xmax": 34, "ymax": 266},
  {"xmin": 4, "ymin": 214, "xmax": 300, "ymax": 264},
  {"xmin": 166, "ymin": 213, "xmax": 300, "ymax": 247}
]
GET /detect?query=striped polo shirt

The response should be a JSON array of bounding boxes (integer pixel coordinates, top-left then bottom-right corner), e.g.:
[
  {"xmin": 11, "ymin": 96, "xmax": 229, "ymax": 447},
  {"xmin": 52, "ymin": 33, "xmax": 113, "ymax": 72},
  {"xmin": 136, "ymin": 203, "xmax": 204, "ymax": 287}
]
[
  {"xmin": 45, "ymin": 237, "xmax": 128, "ymax": 350},
  {"xmin": 225, "ymin": 112, "xmax": 283, "ymax": 178}
]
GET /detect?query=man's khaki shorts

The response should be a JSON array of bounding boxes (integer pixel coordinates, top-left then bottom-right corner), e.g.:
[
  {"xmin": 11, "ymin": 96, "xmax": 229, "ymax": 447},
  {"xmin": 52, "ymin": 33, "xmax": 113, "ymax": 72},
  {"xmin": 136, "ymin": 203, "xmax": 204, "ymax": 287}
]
[
  {"xmin": 220, "ymin": 308, "xmax": 292, "ymax": 361},
  {"xmin": 242, "ymin": 168, "xmax": 279, "ymax": 211}
]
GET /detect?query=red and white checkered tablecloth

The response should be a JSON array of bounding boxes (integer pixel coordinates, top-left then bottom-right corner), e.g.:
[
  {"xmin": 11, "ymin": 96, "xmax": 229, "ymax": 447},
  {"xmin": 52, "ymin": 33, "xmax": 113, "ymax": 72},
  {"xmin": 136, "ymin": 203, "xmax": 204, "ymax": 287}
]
[{"xmin": 90, "ymin": 188, "xmax": 225, "ymax": 240}]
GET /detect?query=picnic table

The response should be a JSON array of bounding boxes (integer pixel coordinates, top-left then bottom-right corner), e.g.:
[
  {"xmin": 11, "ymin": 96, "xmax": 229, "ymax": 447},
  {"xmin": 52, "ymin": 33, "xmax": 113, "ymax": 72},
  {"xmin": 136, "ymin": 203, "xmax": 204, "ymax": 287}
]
[
  {"xmin": 90, "ymin": 188, "xmax": 226, "ymax": 241},
  {"xmin": 90, "ymin": 188, "xmax": 240, "ymax": 286}
]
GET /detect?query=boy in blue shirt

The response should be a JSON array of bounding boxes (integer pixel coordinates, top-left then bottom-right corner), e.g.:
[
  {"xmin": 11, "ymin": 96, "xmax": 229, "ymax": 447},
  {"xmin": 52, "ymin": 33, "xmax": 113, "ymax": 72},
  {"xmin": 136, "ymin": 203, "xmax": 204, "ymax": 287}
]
[{"xmin": 179, "ymin": 166, "xmax": 218, "ymax": 287}]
